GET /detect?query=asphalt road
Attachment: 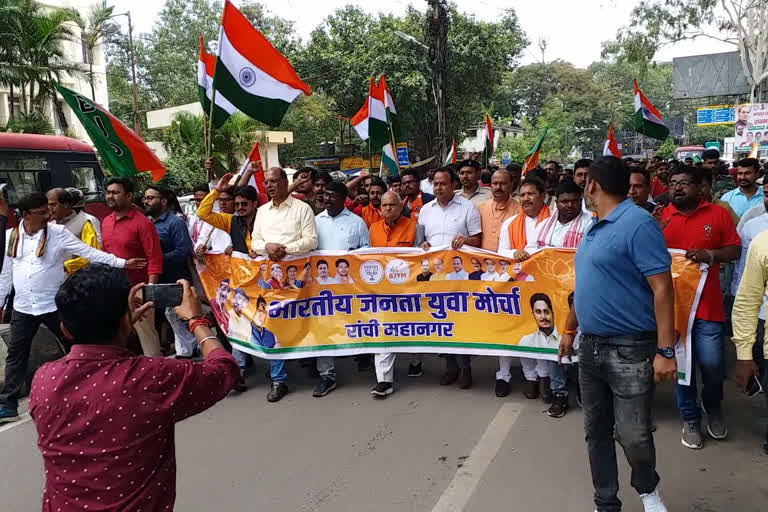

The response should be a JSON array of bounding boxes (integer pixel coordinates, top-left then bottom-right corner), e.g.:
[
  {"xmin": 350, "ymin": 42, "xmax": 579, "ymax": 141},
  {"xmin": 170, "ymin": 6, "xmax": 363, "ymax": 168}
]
[{"xmin": 1, "ymin": 355, "xmax": 767, "ymax": 511}]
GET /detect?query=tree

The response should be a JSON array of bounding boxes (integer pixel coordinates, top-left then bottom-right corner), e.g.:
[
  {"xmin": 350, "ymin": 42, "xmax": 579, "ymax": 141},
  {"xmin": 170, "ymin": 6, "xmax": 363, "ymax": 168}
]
[
  {"xmin": 74, "ymin": 0, "xmax": 114, "ymax": 100},
  {"xmin": 606, "ymin": 0, "xmax": 768, "ymax": 102}
]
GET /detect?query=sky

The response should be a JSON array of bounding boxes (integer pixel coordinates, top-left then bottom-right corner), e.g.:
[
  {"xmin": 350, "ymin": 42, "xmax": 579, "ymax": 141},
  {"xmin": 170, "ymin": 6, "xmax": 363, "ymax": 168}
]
[{"xmin": 110, "ymin": 0, "xmax": 732, "ymax": 68}]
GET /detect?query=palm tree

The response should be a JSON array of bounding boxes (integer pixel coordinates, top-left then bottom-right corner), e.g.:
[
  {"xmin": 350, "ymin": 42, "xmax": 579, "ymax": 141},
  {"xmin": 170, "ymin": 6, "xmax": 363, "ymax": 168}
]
[{"xmin": 74, "ymin": 1, "xmax": 114, "ymax": 101}]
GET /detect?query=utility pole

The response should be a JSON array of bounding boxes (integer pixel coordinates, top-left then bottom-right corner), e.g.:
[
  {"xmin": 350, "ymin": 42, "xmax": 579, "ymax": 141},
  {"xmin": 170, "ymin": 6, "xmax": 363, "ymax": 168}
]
[{"xmin": 427, "ymin": 0, "xmax": 447, "ymax": 162}]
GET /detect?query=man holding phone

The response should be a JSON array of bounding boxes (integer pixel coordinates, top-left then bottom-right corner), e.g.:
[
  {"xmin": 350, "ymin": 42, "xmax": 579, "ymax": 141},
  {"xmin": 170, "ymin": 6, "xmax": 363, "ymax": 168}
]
[
  {"xmin": 144, "ymin": 185, "xmax": 197, "ymax": 359},
  {"xmin": 732, "ymin": 229, "xmax": 768, "ymax": 454}
]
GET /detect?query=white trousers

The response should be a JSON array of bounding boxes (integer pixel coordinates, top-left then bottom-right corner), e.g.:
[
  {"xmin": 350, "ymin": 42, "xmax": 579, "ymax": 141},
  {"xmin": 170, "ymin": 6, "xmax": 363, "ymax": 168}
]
[
  {"xmin": 374, "ymin": 353, "xmax": 421, "ymax": 383},
  {"xmin": 497, "ymin": 356, "xmax": 551, "ymax": 382}
]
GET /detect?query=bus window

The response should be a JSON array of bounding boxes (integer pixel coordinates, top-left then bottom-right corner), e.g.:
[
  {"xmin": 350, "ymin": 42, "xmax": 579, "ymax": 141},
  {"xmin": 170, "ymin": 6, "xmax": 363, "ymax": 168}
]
[
  {"xmin": 70, "ymin": 165, "xmax": 104, "ymax": 202},
  {"xmin": 0, "ymin": 170, "xmax": 50, "ymax": 205}
]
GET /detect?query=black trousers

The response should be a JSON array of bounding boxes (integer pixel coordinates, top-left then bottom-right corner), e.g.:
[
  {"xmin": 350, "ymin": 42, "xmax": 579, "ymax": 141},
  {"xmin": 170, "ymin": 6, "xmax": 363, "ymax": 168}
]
[{"xmin": 0, "ymin": 309, "xmax": 64, "ymax": 410}]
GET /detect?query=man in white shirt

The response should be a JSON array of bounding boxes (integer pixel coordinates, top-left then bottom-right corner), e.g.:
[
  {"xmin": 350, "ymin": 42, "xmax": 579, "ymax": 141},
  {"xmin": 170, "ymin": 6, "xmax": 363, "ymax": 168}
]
[
  {"xmin": 0, "ymin": 193, "xmax": 145, "ymax": 418},
  {"xmin": 195, "ymin": 186, "xmax": 234, "ymax": 256},
  {"xmin": 526, "ymin": 178, "xmax": 592, "ymax": 255},
  {"xmin": 187, "ymin": 184, "xmax": 211, "ymax": 247},
  {"xmin": 498, "ymin": 177, "xmax": 552, "ymax": 259},
  {"xmin": 420, "ymin": 167, "xmax": 437, "ymax": 195},
  {"xmin": 315, "ymin": 260, "xmax": 339, "ymax": 285},
  {"xmin": 250, "ymin": 167, "xmax": 318, "ymax": 403},
  {"xmin": 732, "ymin": 195, "xmax": 768, "ymax": 296},
  {"xmin": 446, "ymin": 255, "xmax": 469, "ymax": 280},
  {"xmin": 418, "ymin": 168, "xmax": 482, "ymax": 389}
]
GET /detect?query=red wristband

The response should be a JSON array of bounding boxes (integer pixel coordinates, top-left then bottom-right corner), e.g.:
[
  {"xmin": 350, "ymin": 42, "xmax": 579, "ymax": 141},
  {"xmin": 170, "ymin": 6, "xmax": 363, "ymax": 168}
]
[{"xmin": 187, "ymin": 317, "xmax": 211, "ymax": 333}]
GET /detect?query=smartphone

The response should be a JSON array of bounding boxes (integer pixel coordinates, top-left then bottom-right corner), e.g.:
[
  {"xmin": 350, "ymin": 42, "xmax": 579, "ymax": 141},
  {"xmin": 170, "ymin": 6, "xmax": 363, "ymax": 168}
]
[
  {"xmin": 746, "ymin": 374, "xmax": 764, "ymax": 398},
  {"xmin": 142, "ymin": 284, "xmax": 183, "ymax": 309}
]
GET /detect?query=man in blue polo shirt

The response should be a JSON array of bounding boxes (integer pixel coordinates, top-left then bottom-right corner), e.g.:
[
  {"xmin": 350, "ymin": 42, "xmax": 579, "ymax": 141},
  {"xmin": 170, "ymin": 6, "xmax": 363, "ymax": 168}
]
[
  {"xmin": 558, "ymin": 157, "xmax": 677, "ymax": 512},
  {"xmin": 721, "ymin": 158, "xmax": 763, "ymax": 217}
]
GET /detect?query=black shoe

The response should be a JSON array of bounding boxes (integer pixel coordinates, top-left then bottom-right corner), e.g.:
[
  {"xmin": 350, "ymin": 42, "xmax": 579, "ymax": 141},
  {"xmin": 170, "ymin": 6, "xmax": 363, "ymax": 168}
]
[
  {"xmin": 357, "ymin": 355, "xmax": 372, "ymax": 372},
  {"xmin": 371, "ymin": 382, "xmax": 394, "ymax": 397},
  {"xmin": 457, "ymin": 368, "xmax": 472, "ymax": 389},
  {"xmin": 313, "ymin": 377, "xmax": 337, "ymax": 397},
  {"xmin": 0, "ymin": 406, "xmax": 19, "ymax": 423},
  {"xmin": 547, "ymin": 392, "xmax": 568, "ymax": 418},
  {"xmin": 407, "ymin": 362, "xmax": 423, "ymax": 377},
  {"xmin": 266, "ymin": 382, "xmax": 288, "ymax": 403},
  {"xmin": 495, "ymin": 379, "xmax": 510, "ymax": 397}
]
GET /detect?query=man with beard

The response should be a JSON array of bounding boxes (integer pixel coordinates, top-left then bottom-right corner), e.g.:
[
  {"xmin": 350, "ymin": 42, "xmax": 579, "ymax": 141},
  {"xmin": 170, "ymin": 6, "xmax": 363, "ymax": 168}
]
[
  {"xmin": 144, "ymin": 186, "xmax": 197, "ymax": 360},
  {"xmin": 573, "ymin": 158, "xmax": 592, "ymax": 214},
  {"xmin": 628, "ymin": 169, "xmax": 656, "ymax": 213},
  {"xmin": 661, "ymin": 166, "xmax": 741, "ymax": 449},
  {"xmin": 528, "ymin": 179, "xmax": 591, "ymax": 254},
  {"xmin": 101, "ymin": 178, "xmax": 163, "ymax": 356},
  {"xmin": 313, "ymin": 171, "xmax": 332, "ymax": 212},
  {"xmin": 477, "ymin": 169, "xmax": 521, "ymax": 251},
  {"xmin": 198, "ymin": 174, "xmax": 259, "ymax": 255},
  {"xmin": 421, "ymin": 167, "xmax": 437, "ymax": 195},
  {"xmin": 456, "ymin": 159, "xmax": 492, "ymax": 205},
  {"xmin": 650, "ymin": 161, "xmax": 671, "ymax": 200},
  {"xmin": 506, "ymin": 163, "xmax": 523, "ymax": 202},
  {"xmin": 401, "ymin": 169, "xmax": 435, "ymax": 220},
  {"xmin": 335, "ymin": 259, "xmax": 354, "ymax": 284},
  {"xmin": 361, "ymin": 177, "xmax": 386, "ymax": 227},
  {"xmin": 722, "ymin": 158, "xmax": 764, "ymax": 217}
]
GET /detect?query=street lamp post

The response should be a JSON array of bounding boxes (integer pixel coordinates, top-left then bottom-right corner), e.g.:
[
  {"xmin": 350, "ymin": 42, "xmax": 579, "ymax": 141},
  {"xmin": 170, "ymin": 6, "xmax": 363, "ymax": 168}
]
[{"xmin": 110, "ymin": 11, "xmax": 140, "ymax": 135}]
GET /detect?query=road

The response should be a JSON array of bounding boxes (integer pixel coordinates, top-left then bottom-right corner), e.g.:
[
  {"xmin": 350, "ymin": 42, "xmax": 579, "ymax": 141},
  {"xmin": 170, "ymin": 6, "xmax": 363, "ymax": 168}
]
[{"xmin": 1, "ymin": 355, "xmax": 767, "ymax": 511}]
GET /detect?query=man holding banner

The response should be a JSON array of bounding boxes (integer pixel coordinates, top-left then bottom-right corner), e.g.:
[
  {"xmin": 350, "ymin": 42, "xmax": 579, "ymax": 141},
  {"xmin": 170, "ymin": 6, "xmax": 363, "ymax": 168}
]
[
  {"xmin": 371, "ymin": 191, "xmax": 426, "ymax": 397},
  {"xmin": 560, "ymin": 157, "xmax": 676, "ymax": 512},
  {"xmin": 419, "ymin": 168, "xmax": 482, "ymax": 389}
]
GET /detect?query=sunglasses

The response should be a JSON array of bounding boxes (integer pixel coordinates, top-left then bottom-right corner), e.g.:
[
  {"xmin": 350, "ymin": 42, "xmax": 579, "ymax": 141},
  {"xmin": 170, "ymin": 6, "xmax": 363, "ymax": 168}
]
[{"xmin": 234, "ymin": 201, "xmax": 250, "ymax": 207}]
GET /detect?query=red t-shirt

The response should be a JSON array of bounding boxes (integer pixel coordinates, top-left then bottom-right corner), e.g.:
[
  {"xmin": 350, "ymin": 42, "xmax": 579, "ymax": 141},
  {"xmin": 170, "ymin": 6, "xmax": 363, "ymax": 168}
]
[
  {"xmin": 661, "ymin": 200, "xmax": 741, "ymax": 322},
  {"xmin": 101, "ymin": 206, "xmax": 164, "ymax": 284},
  {"xmin": 650, "ymin": 176, "xmax": 668, "ymax": 198}
]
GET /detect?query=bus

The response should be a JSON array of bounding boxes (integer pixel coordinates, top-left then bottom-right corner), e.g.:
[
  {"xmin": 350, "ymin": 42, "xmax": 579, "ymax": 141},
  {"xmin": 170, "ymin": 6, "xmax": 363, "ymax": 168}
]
[{"xmin": 0, "ymin": 133, "xmax": 109, "ymax": 224}]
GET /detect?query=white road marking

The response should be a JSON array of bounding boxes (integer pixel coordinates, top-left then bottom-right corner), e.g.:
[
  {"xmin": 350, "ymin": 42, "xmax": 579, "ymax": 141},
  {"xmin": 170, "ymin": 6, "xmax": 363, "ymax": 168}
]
[
  {"xmin": 431, "ymin": 402, "xmax": 524, "ymax": 512},
  {"xmin": 0, "ymin": 413, "xmax": 32, "ymax": 433}
]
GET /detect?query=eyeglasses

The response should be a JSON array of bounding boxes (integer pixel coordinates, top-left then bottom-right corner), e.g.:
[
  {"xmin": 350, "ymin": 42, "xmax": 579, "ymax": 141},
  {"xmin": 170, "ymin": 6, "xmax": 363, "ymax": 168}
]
[
  {"xmin": 668, "ymin": 180, "xmax": 692, "ymax": 188},
  {"xmin": 234, "ymin": 201, "xmax": 250, "ymax": 207},
  {"xmin": 143, "ymin": 195, "xmax": 162, "ymax": 201}
]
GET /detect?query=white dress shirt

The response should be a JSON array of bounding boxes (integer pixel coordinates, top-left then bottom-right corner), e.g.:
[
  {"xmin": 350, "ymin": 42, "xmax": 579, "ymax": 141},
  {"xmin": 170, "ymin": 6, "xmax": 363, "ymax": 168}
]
[
  {"xmin": 316, "ymin": 275, "xmax": 340, "ymax": 285},
  {"xmin": 315, "ymin": 208, "xmax": 370, "ymax": 250},
  {"xmin": 251, "ymin": 195, "xmax": 318, "ymax": 256},
  {"xmin": 498, "ymin": 213, "xmax": 540, "ymax": 255},
  {"xmin": 418, "ymin": 195, "xmax": 482, "ymax": 247},
  {"xmin": 732, "ymin": 213, "xmax": 768, "ymax": 302},
  {"xmin": 420, "ymin": 178, "xmax": 434, "ymax": 195},
  {"xmin": 196, "ymin": 223, "xmax": 232, "ymax": 253},
  {"xmin": 0, "ymin": 223, "xmax": 126, "ymax": 315},
  {"xmin": 446, "ymin": 270, "xmax": 469, "ymax": 280},
  {"xmin": 518, "ymin": 327, "xmax": 560, "ymax": 350}
]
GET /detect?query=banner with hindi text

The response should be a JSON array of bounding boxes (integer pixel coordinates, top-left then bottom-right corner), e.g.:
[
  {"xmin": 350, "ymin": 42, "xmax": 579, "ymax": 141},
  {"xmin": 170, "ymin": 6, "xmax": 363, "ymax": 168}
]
[{"xmin": 197, "ymin": 248, "xmax": 705, "ymax": 385}]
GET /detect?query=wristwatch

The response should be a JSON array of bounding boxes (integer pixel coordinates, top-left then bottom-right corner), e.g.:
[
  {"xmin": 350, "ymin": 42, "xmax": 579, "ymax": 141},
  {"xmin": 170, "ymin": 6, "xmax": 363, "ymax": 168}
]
[{"xmin": 656, "ymin": 347, "xmax": 675, "ymax": 359}]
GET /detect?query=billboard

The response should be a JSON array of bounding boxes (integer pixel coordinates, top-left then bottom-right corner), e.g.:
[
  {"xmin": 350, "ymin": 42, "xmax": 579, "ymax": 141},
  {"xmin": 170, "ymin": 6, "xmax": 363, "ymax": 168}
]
[
  {"xmin": 734, "ymin": 104, "xmax": 768, "ymax": 150},
  {"xmin": 673, "ymin": 52, "xmax": 751, "ymax": 99},
  {"xmin": 696, "ymin": 105, "xmax": 735, "ymax": 125}
]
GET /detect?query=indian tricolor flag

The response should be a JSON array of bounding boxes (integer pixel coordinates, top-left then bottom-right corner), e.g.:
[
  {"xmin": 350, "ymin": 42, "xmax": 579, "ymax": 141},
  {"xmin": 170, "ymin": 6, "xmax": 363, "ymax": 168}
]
[
  {"xmin": 381, "ymin": 143, "xmax": 399, "ymax": 176},
  {"xmin": 213, "ymin": 1, "xmax": 310, "ymax": 127},
  {"xmin": 351, "ymin": 77, "xmax": 389, "ymax": 149},
  {"xmin": 634, "ymin": 79, "xmax": 669, "ymax": 141},
  {"xmin": 603, "ymin": 123, "xmax": 622, "ymax": 158},
  {"xmin": 522, "ymin": 127, "xmax": 548, "ymax": 175},
  {"xmin": 444, "ymin": 140, "xmax": 457, "ymax": 166},
  {"xmin": 198, "ymin": 35, "xmax": 233, "ymax": 129}
]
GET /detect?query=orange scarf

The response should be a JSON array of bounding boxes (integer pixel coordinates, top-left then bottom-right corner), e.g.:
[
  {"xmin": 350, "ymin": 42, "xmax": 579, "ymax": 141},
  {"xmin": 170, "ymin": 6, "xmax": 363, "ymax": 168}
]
[
  {"xmin": 508, "ymin": 205, "xmax": 550, "ymax": 250},
  {"xmin": 405, "ymin": 193, "xmax": 424, "ymax": 219}
]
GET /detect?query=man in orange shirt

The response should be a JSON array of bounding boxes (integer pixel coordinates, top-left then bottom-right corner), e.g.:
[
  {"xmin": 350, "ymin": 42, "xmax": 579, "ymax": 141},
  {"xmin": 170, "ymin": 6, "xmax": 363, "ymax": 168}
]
[
  {"xmin": 361, "ymin": 177, "xmax": 386, "ymax": 228},
  {"xmin": 477, "ymin": 169, "xmax": 521, "ymax": 251},
  {"xmin": 370, "ymin": 191, "xmax": 426, "ymax": 397}
]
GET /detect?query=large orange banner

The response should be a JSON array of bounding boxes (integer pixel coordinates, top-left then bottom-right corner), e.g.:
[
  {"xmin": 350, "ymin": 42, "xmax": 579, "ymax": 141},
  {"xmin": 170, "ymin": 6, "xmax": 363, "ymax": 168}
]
[{"xmin": 197, "ymin": 248, "xmax": 705, "ymax": 384}]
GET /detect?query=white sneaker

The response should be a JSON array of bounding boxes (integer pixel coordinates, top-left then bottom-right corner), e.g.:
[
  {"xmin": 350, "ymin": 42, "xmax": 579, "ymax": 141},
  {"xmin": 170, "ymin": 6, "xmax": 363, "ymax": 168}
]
[{"xmin": 640, "ymin": 489, "xmax": 668, "ymax": 512}]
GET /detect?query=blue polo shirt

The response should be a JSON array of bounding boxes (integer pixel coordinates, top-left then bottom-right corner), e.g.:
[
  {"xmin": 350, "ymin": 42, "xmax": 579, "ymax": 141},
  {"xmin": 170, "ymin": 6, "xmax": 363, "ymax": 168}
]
[
  {"xmin": 574, "ymin": 198, "xmax": 671, "ymax": 336},
  {"xmin": 721, "ymin": 186, "xmax": 764, "ymax": 217}
]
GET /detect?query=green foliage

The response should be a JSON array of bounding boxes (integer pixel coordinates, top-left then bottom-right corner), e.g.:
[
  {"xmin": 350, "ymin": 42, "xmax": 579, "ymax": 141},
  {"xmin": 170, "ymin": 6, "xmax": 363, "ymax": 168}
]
[
  {"xmin": 4, "ymin": 110, "xmax": 54, "ymax": 134},
  {"xmin": 686, "ymin": 124, "xmax": 733, "ymax": 145},
  {"xmin": 655, "ymin": 138, "xmax": 676, "ymax": 159},
  {"xmin": 277, "ymin": 94, "xmax": 338, "ymax": 167}
]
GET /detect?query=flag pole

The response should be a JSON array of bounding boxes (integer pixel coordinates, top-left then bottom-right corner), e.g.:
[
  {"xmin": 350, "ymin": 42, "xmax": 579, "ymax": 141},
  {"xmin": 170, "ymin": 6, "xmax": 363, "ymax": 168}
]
[{"xmin": 368, "ymin": 139, "xmax": 372, "ymax": 174}]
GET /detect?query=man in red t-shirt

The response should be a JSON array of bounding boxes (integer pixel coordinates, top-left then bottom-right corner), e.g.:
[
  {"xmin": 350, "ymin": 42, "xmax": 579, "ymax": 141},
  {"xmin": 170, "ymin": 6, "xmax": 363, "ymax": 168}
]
[
  {"xmin": 650, "ymin": 162, "xmax": 670, "ymax": 199},
  {"xmin": 102, "ymin": 177, "xmax": 164, "ymax": 356},
  {"xmin": 660, "ymin": 166, "xmax": 741, "ymax": 450}
]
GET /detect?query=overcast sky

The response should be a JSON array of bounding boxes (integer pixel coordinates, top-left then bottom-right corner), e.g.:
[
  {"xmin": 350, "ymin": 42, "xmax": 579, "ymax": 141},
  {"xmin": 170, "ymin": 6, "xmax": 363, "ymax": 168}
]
[{"xmin": 110, "ymin": 0, "xmax": 731, "ymax": 68}]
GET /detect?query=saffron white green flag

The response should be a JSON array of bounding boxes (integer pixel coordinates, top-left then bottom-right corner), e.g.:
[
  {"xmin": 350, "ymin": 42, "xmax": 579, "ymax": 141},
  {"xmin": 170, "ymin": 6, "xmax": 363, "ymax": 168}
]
[
  {"xmin": 198, "ymin": 35, "xmax": 233, "ymax": 128},
  {"xmin": 213, "ymin": 1, "xmax": 310, "ymax": 127},
  {"xmin": 381, "ymin": 143, "xmax": 398, "ymax": 175},
  {"xmin": 634, "ymin": 79, "xmax": 669, "ymax": 141}
]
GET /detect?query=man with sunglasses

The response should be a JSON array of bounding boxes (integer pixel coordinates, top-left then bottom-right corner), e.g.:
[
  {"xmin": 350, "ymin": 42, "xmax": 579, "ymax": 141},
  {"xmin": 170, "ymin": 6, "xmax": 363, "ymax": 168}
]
[
  {"xmin": 197, "ymin": 173, "xmax": 259, "ymax": 255},
  {"xmin": 660, "ymin": 166, "xmax": 741, "ymax": 449}
]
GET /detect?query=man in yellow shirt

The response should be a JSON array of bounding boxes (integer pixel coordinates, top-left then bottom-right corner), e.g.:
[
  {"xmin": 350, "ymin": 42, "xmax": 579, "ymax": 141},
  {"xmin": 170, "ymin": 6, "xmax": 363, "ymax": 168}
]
[
  {"xmin": 731, "ymin": 229, "xmax": 768, "ymax": 453},
  {"xmin": 197, "ymin": 173, "xmax": 258, "ymax": 254}
]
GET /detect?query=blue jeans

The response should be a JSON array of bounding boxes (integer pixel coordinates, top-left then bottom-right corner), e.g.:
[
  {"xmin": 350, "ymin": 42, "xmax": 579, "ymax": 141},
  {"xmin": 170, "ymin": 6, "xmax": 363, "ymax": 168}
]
[
  {"xmin": 232, "ymin": 350, "xmax": 287, "ymax": 383},
  {"xmin": 579, "ymin": 336, "xmax": 659, "ymax": 512},
  {"xmin": 549, "ymin": 361, "xmax": 568, "ymax": 396},
  {"xmin": 675, "ymin": 319, "xmax": 724, "ymax": 423}
]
